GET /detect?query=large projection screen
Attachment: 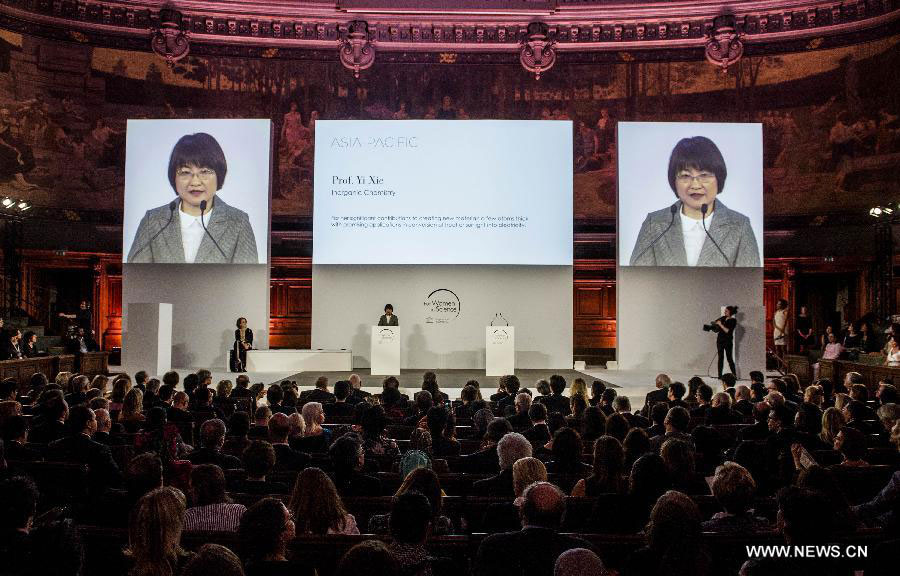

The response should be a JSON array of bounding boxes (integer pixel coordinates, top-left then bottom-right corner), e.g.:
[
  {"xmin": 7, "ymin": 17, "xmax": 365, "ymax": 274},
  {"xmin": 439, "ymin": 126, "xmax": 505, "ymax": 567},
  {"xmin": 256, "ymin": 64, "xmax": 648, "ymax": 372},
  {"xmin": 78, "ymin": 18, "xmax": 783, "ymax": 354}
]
[
  {"xmin": 122, "ymin": 119, "xmax": 272, "ymax": 373},
  {"xmin": 312, "ymin": 120, "xmax": 573, "ymax": 369},
  {"xmin": 616, "ymin": 122, "xmax": 765, "ymax": 375}
]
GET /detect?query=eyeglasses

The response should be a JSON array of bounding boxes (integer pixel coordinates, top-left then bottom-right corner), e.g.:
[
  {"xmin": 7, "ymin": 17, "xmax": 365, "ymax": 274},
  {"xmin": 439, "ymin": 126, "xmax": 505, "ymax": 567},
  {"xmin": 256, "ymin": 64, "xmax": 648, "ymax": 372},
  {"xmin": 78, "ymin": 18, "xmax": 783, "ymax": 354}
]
[
  {"xmin": 175, "ymin": 167, "xmax": 216, "ymax": 181},
  {"xmin": 676, "ymin": 172, "xmax": 715, "ymax": 185}
]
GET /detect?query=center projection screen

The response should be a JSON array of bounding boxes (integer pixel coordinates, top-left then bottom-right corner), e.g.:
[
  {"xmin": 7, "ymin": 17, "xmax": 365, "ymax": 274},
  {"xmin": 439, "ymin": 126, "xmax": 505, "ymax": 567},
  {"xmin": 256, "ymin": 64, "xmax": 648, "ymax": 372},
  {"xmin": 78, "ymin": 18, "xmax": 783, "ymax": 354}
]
[{"xmin": 312, "ymin": 120, "xmax": 573, "ymax": 369}]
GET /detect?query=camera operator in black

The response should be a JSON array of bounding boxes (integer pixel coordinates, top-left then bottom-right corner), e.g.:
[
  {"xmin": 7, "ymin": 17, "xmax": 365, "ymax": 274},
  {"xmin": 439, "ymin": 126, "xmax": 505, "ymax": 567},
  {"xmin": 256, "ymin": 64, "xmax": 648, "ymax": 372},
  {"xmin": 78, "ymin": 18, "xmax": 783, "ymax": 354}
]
[{"xmin": 709, "ymin": 305, "xmax": 738, "ymax": 378}]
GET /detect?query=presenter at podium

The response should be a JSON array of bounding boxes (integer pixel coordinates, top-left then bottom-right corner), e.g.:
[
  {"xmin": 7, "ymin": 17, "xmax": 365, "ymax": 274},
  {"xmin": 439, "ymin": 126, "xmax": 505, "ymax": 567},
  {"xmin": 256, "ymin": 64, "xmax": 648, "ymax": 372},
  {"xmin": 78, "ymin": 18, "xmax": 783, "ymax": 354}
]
[{"xmin": 378, "ymin": 304, "xmax": 399, "ymax": 326}]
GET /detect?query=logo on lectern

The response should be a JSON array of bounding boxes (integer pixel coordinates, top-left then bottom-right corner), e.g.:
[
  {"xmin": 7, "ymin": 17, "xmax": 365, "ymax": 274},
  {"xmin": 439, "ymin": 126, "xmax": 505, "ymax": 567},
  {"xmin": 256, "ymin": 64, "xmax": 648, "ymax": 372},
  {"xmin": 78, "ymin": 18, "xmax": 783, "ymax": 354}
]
[
  {"xmin": 423, "ymin": 288, "xmax": 460, "ymax": 324},
  {"xmin": 378, "ymin": 328, "xmax": 397, "ymax": 343},
  {"xmin": 490, "ymin": 329, "xmax": 510, "ymax": 344}
]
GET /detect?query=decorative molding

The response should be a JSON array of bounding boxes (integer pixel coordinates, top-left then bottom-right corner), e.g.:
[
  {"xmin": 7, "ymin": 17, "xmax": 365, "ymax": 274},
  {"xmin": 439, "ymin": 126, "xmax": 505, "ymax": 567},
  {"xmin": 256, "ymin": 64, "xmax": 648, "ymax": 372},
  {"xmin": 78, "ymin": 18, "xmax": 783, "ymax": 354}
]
[
  {"xmin": 0, "ymin": 1, "xmax": 897, "ymax": 67},
  {"xmin": 338, "ymin": 19, "xmax": 376, "ymax": 77},
  {"xmin": 520, "ymin": 21, "xmax": 556, "ymax": 79},
  {"xmin": 705, "ymin": 14, "xmax": 744, "ymax": 73},
  {"xmin": 150, "ymin": 7, "xmax": 190, "ymax": 65}
]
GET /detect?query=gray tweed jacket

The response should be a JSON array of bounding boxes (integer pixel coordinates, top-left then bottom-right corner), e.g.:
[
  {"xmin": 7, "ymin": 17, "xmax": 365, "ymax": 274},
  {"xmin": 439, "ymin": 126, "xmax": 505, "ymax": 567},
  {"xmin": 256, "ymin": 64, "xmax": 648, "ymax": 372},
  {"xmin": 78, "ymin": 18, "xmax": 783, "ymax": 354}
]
[
  {"xmin": 629, "ymin": 200, "xmax": 760, "ymax": 267},
  {"xmin": 127, "ymin": 197, "xmax": 259, "ymax": 264}
]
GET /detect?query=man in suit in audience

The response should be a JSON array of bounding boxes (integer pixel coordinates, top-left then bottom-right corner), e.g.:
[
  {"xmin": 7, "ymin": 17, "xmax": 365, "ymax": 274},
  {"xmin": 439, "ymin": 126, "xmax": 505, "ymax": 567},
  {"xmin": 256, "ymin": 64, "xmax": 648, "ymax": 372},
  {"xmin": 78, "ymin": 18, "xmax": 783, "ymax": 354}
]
[
  {"xmin": 301, "ymin": 376, "xmax": 336, "ymax": 406},
  {"xmin": 382, "ymin": 376, "xmax": 409, "ymax": 405},
  {"xmin": 29, "ymin": 397, "xmax": 68, "ymax": 445},
  {"xmin": 249, "ymin": 406, "xmax": 271, "ymax": 440},
  {"xmin": 91, "ymin": 408, "xmax": 124, "ymax": 446},
  {"xmin": 497, "ymin": 375, "xmax": 521, "ymax": 415},
  {"xmin": 522, "ymin": 402, "xmax": 551, "ymax": 448},
  {"xmin": 347, "ymin": 373, "xmax": 371, "ymax": 405},
  {"xmin": 737, "ymin": 402, "xmax": 771, "ymax": 442},
  {"xmin": 472, "ymin": 432, "xmax": 532, "ymax": 497},
  {"xmin": 613, "ymin": 395, "xmax": 650, "ymax": 428},
  {"xmin": 458, "ymin": 419, "xmax": 510, "ymax": 475},
  {"xmin": 1, "ymin": 415, "xmax": 40, "ymax": 461},
  {"xmin": 506, "ymin": 392, "xmax": 533, "ymax": 433},
  {"xmin": 649, "ymin": 406, "xmax": 693, "ymax": 452},
  {"xmin": 404, "ymin": 391, "xmax": 433, "ymax": 427},
  {"xmin": 187, "ymin": 418, "xmax": 243, "ymax": 469},
  {"xmin": 647, "ymin": 402, "xmax": 668, "ymax": 438},
  {"xmin": 324, "ymin": 380, "xmax": 356, "ymax": 420},
  {"xmin": 166, "ymin": 391, "xmax": 194, "ymax": 425},
  {"xmin": 268, "ymin": 412, "xmax": 310, "ymax": 471},
  {"xmin": 542, "ymin": 374, "xmax": 571, "ymax": 416},
  {"xmin": 733, "ymin": 385, "xmax": 754, "ymax": 419},
  {"xmin": 641, "ymin": 373, "xmax": 671, "ymax": 417},
  {"xmin": 265, "ymin": 384, "xmax": 295, "ymax": 416},
  {"xmin": 474, "ymin": 482, "xmax": 592, "ymax": 576},
  {"xmin": 47, "ymin": 405, "xmax": 122, "ymax": 492},
  {"xmin": 667, "ymin": 381, "xmax": 689, "ymax": 410},
  {"xmin": 691, "ymin": 383, "xmax": 714, "ymax": 420}
]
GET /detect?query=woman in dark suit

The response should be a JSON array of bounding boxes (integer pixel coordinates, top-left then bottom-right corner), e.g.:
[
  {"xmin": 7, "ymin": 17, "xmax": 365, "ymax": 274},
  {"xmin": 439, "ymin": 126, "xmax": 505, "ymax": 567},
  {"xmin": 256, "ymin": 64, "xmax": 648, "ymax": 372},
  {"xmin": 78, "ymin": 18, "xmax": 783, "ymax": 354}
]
[{"xmin": 232, "ymin": 317, "xmax": 253, "ymax": 372}]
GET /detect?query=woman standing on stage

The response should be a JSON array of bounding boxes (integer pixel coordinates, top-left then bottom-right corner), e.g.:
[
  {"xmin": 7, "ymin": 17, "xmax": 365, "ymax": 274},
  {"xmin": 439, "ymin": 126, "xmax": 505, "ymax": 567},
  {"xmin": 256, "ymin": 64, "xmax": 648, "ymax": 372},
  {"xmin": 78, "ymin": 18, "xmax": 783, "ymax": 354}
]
[
  {"xmin": 233, "ymin": 317, "xmax": 253, "ymax": 372},
  {"xmin": 715, "ymin": 306, "xmax": 738, "ymax": 378}
]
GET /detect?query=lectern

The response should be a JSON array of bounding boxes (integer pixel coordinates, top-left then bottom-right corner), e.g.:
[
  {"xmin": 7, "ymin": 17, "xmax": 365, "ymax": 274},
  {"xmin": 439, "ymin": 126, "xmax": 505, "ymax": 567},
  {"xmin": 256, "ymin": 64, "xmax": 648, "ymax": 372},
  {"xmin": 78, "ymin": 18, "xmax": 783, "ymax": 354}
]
[
  {"xmin": 371, "ymin": 326, "xmax": 401, "ymax": 375},
  {"xmin": 486, "ymin": 326, "xmax": 515, "ymax": 376},
  {"xmin": 124, "ymin": 302, "xmax": 172, "ymax": 376}
]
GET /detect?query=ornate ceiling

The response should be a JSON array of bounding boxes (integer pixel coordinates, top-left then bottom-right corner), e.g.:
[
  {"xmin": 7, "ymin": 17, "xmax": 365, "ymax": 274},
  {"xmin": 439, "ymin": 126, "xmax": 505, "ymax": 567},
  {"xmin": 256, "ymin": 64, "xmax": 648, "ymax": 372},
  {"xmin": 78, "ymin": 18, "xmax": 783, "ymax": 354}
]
[{"xmin": 0, "ymin": 0, "xmax": 898, "ymax": 76}]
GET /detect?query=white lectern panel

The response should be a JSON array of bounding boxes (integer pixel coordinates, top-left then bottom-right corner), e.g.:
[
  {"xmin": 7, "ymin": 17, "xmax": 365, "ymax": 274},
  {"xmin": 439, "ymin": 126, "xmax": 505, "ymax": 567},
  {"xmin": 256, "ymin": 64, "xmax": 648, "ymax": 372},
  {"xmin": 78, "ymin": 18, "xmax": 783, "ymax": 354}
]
[
  {"xmin": 371, "ymin": 326, "xmax": 401, "ymax": 375},
  {"xmin": 124, "ymin": 302, "xmax": 172, "ymax": 376},
  {"xmin": 486, "ymin": 326, "xmax": 515, "ymax": 376}
]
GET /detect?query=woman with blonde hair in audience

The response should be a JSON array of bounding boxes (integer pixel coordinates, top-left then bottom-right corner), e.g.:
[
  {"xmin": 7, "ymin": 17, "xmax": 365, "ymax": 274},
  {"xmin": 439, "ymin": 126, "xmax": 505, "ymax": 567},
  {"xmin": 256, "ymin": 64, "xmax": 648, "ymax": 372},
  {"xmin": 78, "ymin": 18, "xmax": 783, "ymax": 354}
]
[
  {"xmin": 481, "ymin": 456, "xmax": 548, "ymax": 533},
  {"xmin": 572, "ymin": 436, "xmax": 627, "ymax": 497},
  {"xmin": 292, "ymin": 401, "xmax": 331, "ymax": 453},
  {"xmin": 214, "ymin": 379, "xmax": 236, "ymax": 418},
  {"xmin": 289, "ymin": 467, "xmax": 359, "ymax": 535},
  {"xmin": 513, "ymin": 457, "xmax": 548, "ymax": 502},
  {"xmin": 369, "ymin": 467, "xmax": 454, "ymax": 535},
  {"xmin": 833, "ymin": 392, "xmax": 851, "ymax": 413},
  {"xmin": 119, "ymin": 388, "xmax": 146, "ymax": 432},
  {"xmin": 54, "ymin": 371, "xmax": 72, "ymax": 390},
  {"xmin": 109, "ymin": 375, "xmax": 132, "ymax": 413},
  {"xmin": 91, "ymin": 374, "xmax": 110, "ymax": 398},
  {"xmin": 125, "ymin": 486, "xmax": 193, "ymax": 576},
  {"xmin": 820, "ymin": 406, "xmax": 845, "ymax": 445},
  {"xmin": 570, "ymin": 378, "xmax": 588, "ymax": 402}
]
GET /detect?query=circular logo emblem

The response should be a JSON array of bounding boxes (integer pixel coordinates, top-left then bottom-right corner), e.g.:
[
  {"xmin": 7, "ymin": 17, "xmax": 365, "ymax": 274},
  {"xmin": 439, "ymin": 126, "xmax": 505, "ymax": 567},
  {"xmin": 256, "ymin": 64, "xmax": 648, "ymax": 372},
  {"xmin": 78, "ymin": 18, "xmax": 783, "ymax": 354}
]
[
  {"xmin": 423, "ymin": 288, "xmax": 461, "ymax": 324},
  {"xmin": 490, "ymin": 329, "xmax": 510, "ymax": 344},
  {"xmin": 378, "ymin": 328, "xmax": 397, "ymax": 343}
]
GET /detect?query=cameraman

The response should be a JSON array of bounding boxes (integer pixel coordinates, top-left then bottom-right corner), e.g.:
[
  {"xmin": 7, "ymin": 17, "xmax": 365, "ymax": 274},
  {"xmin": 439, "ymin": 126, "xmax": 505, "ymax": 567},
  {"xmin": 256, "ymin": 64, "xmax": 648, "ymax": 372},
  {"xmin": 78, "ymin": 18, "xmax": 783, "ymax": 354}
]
[{"xmin": 714, "ymin": 306, "xmax": 738, "ymax": 378}]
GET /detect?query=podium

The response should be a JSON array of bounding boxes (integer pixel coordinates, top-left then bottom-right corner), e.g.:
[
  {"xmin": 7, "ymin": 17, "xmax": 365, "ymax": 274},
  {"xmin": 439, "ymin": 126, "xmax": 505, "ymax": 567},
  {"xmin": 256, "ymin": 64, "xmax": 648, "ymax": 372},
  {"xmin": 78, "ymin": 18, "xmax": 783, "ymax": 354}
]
[
  {"xmin": 124, "ymin": 302, "xmax": 172, "ymax": 376},
  {"xmin": 486, "ymin": 326, "xmax": 515, "ymax": 376},
  {"xmin": 371, "ymin": 326, "xmax": 401, "ymax": 375}
]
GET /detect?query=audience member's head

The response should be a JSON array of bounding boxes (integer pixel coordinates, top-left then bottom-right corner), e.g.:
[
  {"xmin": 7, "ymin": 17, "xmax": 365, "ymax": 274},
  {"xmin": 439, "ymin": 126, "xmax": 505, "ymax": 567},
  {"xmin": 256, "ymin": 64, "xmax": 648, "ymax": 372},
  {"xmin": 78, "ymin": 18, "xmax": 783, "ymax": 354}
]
[
  {"xmin": 125, "ymin": 453, "xmax": 164, "ymax": 501},
  {"xmin": 498, "ymin": 432, "xmax": 532, "ymax": 470},
  {"xmin": 484, "ymin": 417, "xmax": 512, "ymax": 445},
  {"xmin": 512, "ymin": 457, "xmax": 548, "ymax": 498},
  {"xmin": 289, "ymin": 467, "xmax": 349, "ymax": 535},
  {"xmin": 390, "ymin": 491, "xmax": 432, "ymax": 544},
  {"xmin": 834, "ymin": 426, "xmax": 867, "ymax": 462},
  {"xmin": 239, "ymin": 497, "xmax": 295, "ymax": 564},
  {"xmin": 645, "ymin": 490, "xmax": 705, "ymax": 569},
  {"xmin": 126, "ymin": 487, "xmax": 187, "ymax": 575},
  {"xmin": 554, "ymin": 548, "xmax": 606, "ymax": 576},
  {"xmin": 520, "ymin": 481, "xmax": 566, "ymax": 529},
  {"xmin": 668, "ymin": 381, "xmax": 686, "ymax": 401},
  {"xmin": 665, "ymin": 406, "xmax": 690, "ymax": 433},
  {"xmin": 330, "ymin": 433, "xmax": 364, "ymax": 474},
  {"xmin": 549, "ymin": 374, "xmax": 566, "ymax": 395},
  {"xmin": 0, "ymin": 476, "xmax": 37, "ymax": 532},
  {"xmin": 200, "ymin": 418, "xmax": 227, "ymax": 450},
  {"xmin": 243, "ymin": 440, "xmax": 276, "ymax": 479},
  {"xmin": 182, "ymin": 544, "xmax": 245, "ymax": 576},
  {"xmin": 191, "ymin": 464, "xmax": 230, "ymax": 507},
  {"xmin": 336, "ymin": 541, "xmax": 399, "ymax": 576},
  {"xmin": 710, "ymin": 462, "xmax": 756, "ymax": 515},
  {"xmin": 301, "ymin": 402, "xmax": 324, "ymax": 431},
  {"xmin": 629, "ymin": 453, "xmax": 669, "ymax": 501},
  {"xmin": 528, "ymin": 401, "xmax": 548, "ymax": 424},
  {"xmin": 776, "ymin": 486, "xmax": 835, "ymax": 544}
]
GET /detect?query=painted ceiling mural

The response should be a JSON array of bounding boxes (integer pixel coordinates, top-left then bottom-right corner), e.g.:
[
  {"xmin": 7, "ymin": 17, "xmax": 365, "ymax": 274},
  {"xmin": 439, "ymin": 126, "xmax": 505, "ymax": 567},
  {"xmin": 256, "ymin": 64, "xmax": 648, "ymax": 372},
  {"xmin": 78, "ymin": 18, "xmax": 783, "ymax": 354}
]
[{"xmin": 0, "ymin": 29, "xmax": 898, "ymax": 225}]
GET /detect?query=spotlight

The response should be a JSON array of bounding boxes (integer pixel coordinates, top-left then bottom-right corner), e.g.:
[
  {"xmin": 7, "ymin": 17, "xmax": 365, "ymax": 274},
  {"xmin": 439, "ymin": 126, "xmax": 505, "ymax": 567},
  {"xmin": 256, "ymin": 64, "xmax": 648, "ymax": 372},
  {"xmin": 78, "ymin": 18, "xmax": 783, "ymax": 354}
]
[
  {"xmin": 17, "ymin": 201, "xmax": 30, "ymax": 211},
  {"xmin": 870, "ymin": 207, "xmax": 883, "ymax": 217},
  {"xmin": 1, "ymin": 197, "xmax": 12, "ymax": 208}
]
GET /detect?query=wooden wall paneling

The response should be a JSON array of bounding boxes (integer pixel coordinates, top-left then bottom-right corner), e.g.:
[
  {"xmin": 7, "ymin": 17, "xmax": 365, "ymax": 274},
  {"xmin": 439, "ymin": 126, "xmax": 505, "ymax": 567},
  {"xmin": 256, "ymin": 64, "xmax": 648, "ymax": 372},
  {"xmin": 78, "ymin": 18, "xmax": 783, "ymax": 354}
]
[
  {"xmin": 763, "ymin": 279, "xmax": 783, "ymax": 351},
  {"xmin": 269, "ymin": 277, "xmax": 312, "ymax": 348},
  {"xmin": 574, "ymin": 279, "xmax": 616, "ymax": 349}
]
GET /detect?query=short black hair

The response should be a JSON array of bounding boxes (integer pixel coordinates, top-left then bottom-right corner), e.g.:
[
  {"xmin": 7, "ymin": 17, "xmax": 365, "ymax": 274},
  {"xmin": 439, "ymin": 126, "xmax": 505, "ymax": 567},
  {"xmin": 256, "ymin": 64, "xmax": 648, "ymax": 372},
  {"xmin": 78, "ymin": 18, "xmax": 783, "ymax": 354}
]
[
  {"xmin": 837, "ymin": 427, "xmax": 866, "ymax": 461},
  {"xmin": 266, "ymin": 384, "xmax": 284, "ymax": 406},
  {"xmin": 697, "ymin": 384, "xmax": 714, "ymax": 403},
  {"xmin": 228, "ymin": 411, "xmax": 251, "ymax": 436},
  {"xmin": 334, "ymin": 380, "xmax": 351, "ymax": 401},
  {"xmin": 0, "ymin": 378, "xmax": 17, "ymax": 400},
  {"xmin": 384, "ymin": 304, "xmax": 393, "ymax": 312},
  {"xmin": 669, "ymin": 381, "xmax": 686, "ymax": 399},
  {"xmin": 749, "ymin": 371, "xmax": 764, "ymax": 383},
  {"xmin": 501, "ymin": 375, "xmax": 521, "ymax": 395},
  {"xmin": 389, "ymin": 491, "xmax": 432, "ymax": 543},
  {"xmin": 668, "ymin": 136, "xmax": 727, "ymax": 195},
  {"xmin": 239, "ymin": 498, "xmax": 287, "ymax": 563},
  {"xmin": 528, "ymin": 402, "xmax": 547, "ymax": 421},
  {"xmin": 666, "ymin": 406, "xmax": 690, "ymax": 431},
  {"xmin": 720, "ymin": 373, "xmax": 737, "ymax": 388},
  {"xmin": 243, "ymin": 440, "xmax": 276, "ymax": 477},
  {"xmin": 67, "ymin": 405, "xmax": 94, "ymax": 434},
  {"xmin": 0, "ymin": 476, "xmax": 38, "ymax": 531},
  {"xmin": 549, "ymin": 374, "xmax": 566, "ymax": 395},
  {"xmin": 651, "ymin": 402, "xmax": 669, "ymax": 425},
  {"xmin": 167, "ymin": 132, "xmax": 227, "ymax": 192}
]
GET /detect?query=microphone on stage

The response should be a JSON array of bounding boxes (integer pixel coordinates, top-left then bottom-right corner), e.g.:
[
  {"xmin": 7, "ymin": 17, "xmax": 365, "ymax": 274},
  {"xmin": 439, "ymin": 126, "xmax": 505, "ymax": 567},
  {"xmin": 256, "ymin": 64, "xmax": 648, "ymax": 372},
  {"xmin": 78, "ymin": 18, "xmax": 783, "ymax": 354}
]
[
  {"xmin": 701, "ymin": 203, "xmax": 732, "ymax": 266},
  {"xmin": 631, "ymin": 203, "xmax": 678, "ymax": 263},
  {"xmin": 199, "ymin": 199, "xmax": 228, "ymax": 260},
  {"xmin": 129, "ymin": 200, "xmax": 177, "ymax": 261}
]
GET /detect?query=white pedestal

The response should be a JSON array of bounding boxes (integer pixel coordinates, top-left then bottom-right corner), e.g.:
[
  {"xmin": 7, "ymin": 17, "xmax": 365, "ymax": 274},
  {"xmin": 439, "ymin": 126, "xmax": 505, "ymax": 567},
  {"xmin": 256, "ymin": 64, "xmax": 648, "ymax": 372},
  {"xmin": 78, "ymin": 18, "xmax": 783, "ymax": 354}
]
[
  {"xmin": 245, "ymin": 349, "xmax": 352, "ymax": 372},
  {"xmin": 371, "ymin": 326, "xmax": 401, "ymax": 375},
  {"xmin": 124, "ymin": 302, "xmax": 172, "ymax": 377},
  {"xmin": 486, "ymin": 326, "xmax": 515, "ymax": 376}
]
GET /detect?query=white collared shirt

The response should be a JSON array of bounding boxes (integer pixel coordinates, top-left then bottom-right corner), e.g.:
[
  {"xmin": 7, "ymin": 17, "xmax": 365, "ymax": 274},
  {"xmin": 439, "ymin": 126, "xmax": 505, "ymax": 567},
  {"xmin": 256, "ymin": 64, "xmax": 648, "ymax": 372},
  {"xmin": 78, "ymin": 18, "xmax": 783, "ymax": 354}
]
[
  {"xmin": 680, "ymin": 208, "xmax": 714, "ymax": 266},
  {"xmin": 179, "ymin": 206, "xmax": 213, "ymax": 263}
]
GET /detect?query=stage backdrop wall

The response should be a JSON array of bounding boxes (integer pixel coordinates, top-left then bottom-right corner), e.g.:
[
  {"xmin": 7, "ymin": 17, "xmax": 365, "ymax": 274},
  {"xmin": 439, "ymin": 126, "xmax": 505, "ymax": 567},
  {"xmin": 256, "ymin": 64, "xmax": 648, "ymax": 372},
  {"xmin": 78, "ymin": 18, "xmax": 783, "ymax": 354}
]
[
  {"xmin": 617, "ymin": 267, "xmax": 765, "ymax": 376},
  {"xmin": 312, "ymin": 265, "xmax": 572, "ymax": 369},
  {"xmin": 122, "ymin": 264, "xmax": 269, "ymax": 372}
]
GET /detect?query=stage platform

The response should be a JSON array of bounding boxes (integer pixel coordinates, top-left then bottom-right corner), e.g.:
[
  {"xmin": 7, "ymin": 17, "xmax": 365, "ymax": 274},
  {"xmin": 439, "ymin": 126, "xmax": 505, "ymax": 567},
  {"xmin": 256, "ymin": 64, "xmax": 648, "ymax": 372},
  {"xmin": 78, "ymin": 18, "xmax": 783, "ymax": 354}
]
[{"xmin": 108, "ymin": 365, "xmax": 748, "ymax": 405}]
